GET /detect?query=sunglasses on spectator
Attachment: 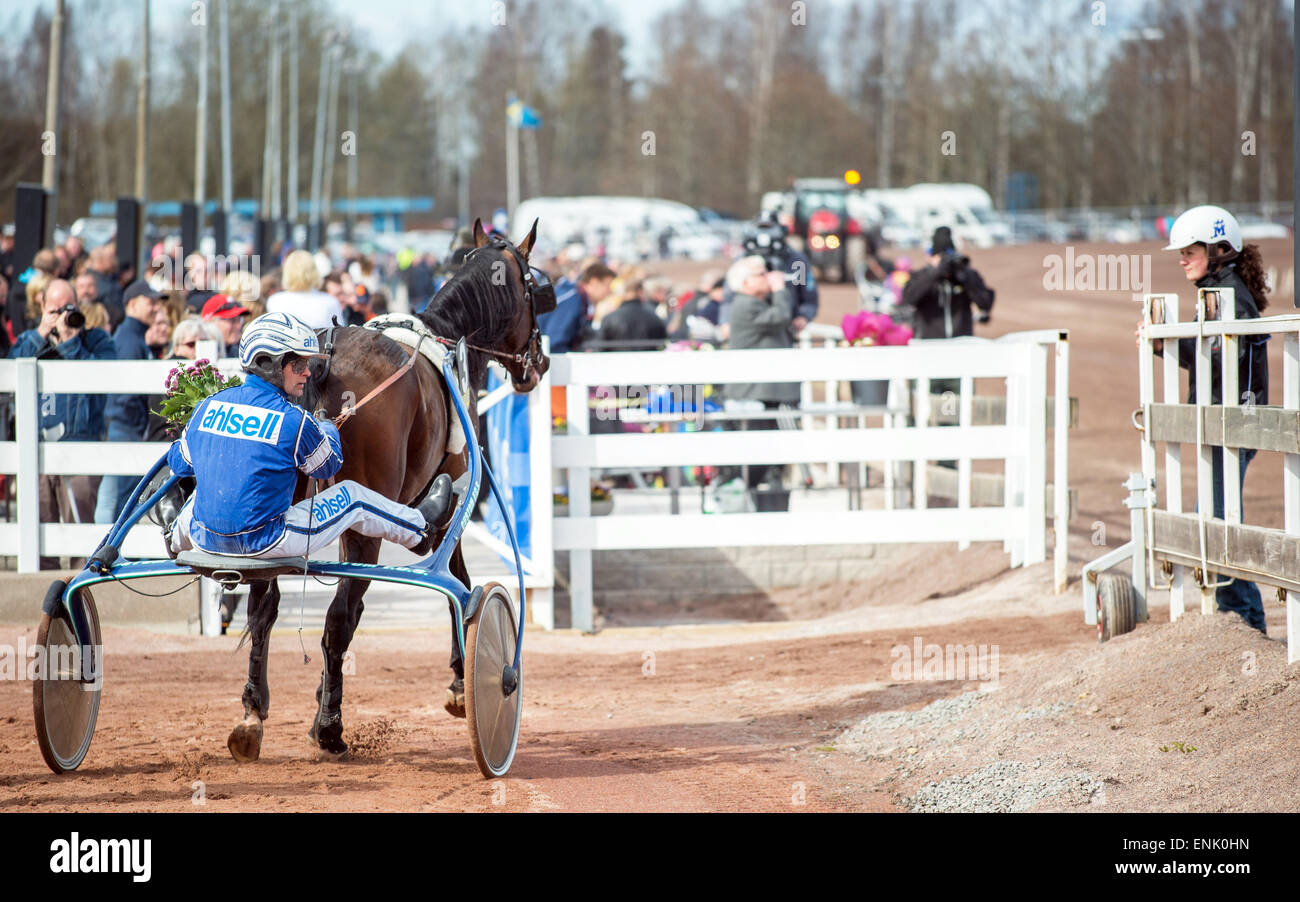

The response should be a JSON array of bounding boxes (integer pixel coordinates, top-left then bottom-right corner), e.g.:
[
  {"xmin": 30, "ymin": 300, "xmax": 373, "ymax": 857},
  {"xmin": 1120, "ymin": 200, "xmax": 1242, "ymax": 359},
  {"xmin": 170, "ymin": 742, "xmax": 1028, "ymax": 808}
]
[{"xmin": 177, "ymin": 340, "xmax": 196, "ymax": 349}]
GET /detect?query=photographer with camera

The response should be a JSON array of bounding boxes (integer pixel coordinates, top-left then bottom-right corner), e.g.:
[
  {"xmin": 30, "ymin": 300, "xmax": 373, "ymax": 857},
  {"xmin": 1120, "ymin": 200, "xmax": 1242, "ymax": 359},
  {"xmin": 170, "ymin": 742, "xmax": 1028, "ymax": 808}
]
[
  {"xmin": 900, "ymin": 226, "xmax": 995, "ymax": 340},
  {"xmin": 8, "ymin": 279, "xmax": 117, "ymax": 566},
  {"xmin": 724, "ymin": 211, "xmax": 818, "ymax": 336},
  {"xmin": 96, "ymin": 280, "xmax": 165, "ymax": 523}
]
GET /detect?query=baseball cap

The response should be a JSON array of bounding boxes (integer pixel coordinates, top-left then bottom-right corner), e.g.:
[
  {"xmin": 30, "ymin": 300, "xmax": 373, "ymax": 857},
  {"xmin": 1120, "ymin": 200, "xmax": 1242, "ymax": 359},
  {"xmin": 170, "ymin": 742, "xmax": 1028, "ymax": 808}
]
[
  {"xmin": 201, "ymin": 293, "xmax": 250, "ymax": 320},
  {"xmin": 123, "ymin": 279, "xmax": 165, "ymax": 304}
]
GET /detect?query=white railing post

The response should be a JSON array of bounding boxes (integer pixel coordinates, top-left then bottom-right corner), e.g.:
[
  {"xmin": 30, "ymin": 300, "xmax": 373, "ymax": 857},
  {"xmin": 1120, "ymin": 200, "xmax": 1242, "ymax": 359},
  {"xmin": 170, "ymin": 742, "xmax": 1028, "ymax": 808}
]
[
  {"xmin": 529, "ymin": 343, "xmax": 555, "ymax": 630},
  {"xmin": 16, "ymin": 358, "xmax": 40, "ymax": 573},
  {"xmin": 1194, "ymin": 290, "xmax": 1216, "ymax": 615},
  {"xmin": 1024, "ymin": 342, "xmax": 1048, "ymax": 565},
  {"xmin": 1284, "ymin": 332, "xmax": 1299, "ymax": 663},
  {"xmin": 1004, "ymin": 362, "xmax": 1023, "ymax": 567},
  {"xmin": 913, "ymin": 376, "xmax": 930, "ymax": 510},
  {"xmin": 957, "ymin": 374, "xmax": 973, "ymax": 552},
  {"xmin": 566, "ymin": 377, "xmax": 593, "ymax": 632},
  {"xmin": 1160, "ymin": 294, "xmax": 1186, "ymax": 621},
  {"xmin": 1053, "ymin": 332, "xmax": 1070, "ymax": 592}
]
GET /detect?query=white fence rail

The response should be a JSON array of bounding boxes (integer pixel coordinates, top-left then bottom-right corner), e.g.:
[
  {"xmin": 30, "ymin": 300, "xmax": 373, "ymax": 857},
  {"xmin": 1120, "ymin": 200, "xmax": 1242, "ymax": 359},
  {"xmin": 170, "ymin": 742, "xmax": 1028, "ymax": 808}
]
[
  {"xmin": 1128, "ymin": 291, "xmax": 1300, "ymax": 662},
  {"xmin": 2, "ymin": 331, "xmax": 1070, "ymax": 633},
  {"xmin": 0, "ymin": 357, "xmax": 548, "ymax": 603},
  {"xmin": 546, "ymin": 331, "xmax": 1069, "ymax": 630}
]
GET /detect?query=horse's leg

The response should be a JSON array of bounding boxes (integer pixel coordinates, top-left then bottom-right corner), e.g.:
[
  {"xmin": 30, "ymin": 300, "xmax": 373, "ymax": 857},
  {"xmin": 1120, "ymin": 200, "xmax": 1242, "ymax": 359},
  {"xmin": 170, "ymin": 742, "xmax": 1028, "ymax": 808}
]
[
  {"xmin": 228, "ymin": 578, "xmax": 281, "ymax": 762},
  {"xmin": 309, "ymin": 532, "xmax": 379, "ymax": 757},
  {"xmin": 443, "ymin": 541, "xmax": 469, "ymax": 717}
]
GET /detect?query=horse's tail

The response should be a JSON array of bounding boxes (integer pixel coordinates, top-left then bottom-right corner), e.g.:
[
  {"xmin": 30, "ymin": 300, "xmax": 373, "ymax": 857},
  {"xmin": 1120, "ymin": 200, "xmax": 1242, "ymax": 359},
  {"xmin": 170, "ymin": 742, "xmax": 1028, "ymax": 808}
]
[{"xmin": 237, "ymin": 578, "xmax": 280, "ymax": 651}]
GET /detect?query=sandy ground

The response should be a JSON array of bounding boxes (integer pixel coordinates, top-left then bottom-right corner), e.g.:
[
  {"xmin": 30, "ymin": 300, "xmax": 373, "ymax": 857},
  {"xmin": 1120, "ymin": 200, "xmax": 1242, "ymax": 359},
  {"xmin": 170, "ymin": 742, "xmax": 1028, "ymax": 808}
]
[{"xmin": 0, "ymin": 240, "xmax": 1294, "ymax": 811}]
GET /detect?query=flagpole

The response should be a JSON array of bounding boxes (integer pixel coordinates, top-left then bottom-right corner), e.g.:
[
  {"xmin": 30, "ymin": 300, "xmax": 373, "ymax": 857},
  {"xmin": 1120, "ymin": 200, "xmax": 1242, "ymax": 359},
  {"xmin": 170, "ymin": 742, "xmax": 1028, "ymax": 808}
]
[{"xmin": 505, "ymin": 91, "xmax": 519, "ymax": 230}]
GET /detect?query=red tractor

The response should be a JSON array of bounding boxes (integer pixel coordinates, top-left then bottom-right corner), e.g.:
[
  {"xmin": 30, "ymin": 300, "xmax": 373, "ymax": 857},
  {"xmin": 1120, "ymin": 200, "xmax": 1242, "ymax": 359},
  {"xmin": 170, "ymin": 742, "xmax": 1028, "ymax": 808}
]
[{"xmin": 786, "ymin": 178, "xmax": 864, "ymax": 283}]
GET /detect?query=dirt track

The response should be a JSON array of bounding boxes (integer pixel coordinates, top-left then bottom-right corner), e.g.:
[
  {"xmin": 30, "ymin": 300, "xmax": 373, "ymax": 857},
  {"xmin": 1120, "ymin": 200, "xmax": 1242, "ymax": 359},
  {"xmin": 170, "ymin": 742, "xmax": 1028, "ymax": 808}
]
[{"xmin": 1, "ymin": 239, "xmax": 1295, "ymax": 811}]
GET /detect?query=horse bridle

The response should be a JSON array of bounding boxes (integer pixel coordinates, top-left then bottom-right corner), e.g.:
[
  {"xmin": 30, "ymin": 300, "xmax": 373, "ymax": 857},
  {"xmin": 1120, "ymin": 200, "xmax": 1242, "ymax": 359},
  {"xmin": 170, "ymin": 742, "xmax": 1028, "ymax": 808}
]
[{"xmin": 441, "ymin": 234, "xmax": 554, "ymax": 375}]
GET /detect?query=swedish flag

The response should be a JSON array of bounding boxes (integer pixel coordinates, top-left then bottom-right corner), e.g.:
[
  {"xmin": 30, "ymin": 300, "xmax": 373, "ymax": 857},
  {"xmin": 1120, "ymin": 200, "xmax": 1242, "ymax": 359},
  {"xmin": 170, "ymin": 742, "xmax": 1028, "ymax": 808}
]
[{"xmin": 507, "ymin": 98, "xmax": 542, "ymax": 130}]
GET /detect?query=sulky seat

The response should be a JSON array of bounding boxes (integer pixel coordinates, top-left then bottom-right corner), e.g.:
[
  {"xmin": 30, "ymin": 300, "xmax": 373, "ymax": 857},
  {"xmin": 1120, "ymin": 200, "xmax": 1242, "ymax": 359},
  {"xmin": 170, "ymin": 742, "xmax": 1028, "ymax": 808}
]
[{"xmin": 176, "ymin": 550, "xmax": 310, "ymax": 586}]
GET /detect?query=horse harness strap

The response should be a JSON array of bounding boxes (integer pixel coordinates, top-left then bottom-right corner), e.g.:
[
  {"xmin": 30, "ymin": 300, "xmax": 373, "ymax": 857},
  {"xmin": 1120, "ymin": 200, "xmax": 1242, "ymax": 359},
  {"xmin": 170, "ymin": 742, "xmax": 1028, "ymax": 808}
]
[
  {"xmin": 333, "ymin": 335, "xmax": 423, "ymax": 427},
  {"xmin": 430, "ymin": 333, "xmax": 530, "ymax": 366}
]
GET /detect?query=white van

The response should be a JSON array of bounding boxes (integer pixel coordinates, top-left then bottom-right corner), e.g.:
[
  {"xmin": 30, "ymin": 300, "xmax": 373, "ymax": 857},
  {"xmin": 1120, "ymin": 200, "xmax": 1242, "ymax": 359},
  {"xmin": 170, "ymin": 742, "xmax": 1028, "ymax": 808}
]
[
  {"xmin": 512, "ymin": 196, "xmax": 707, "ymax": 258},
  {"xmin": 883, "ymin": 183, "xmax": 1011, "ymax": 249}
]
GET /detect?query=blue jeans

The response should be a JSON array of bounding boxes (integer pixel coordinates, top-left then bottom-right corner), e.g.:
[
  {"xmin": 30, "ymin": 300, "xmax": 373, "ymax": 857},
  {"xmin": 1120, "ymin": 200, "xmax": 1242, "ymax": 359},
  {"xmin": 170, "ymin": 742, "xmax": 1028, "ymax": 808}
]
[
  {"xmin": 94, "ymin": 420, "xmax": 145, "ymax": 525},
  {"xmin": 1209, "ymin": 447, "xmax": 1266, "ymax": 632}
]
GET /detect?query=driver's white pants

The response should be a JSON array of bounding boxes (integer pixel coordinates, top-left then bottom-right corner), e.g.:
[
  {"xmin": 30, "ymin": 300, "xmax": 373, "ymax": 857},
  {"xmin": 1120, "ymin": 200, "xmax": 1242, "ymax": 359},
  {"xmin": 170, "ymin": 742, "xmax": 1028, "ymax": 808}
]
[{"xmin": 170, "ymin": 480, "xmax": 428, "ymax": 558}]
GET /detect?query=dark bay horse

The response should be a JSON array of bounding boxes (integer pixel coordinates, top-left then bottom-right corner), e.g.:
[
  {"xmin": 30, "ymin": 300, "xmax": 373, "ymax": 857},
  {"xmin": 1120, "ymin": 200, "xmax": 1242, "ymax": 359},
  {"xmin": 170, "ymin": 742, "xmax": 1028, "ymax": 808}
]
[{"xmin": 227, "ymin": 219, "xmax": 551, "ymax": 761}]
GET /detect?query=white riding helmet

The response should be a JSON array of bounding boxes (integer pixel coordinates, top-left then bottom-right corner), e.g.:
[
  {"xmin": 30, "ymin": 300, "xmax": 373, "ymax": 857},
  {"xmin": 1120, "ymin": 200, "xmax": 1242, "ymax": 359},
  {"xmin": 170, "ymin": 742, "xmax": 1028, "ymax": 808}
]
[
  {"xmin": 238, "ymin": 312, "xmax": 327, "ymax": 373},
  {"xmin": 1163, "ymin": 205, "xmax": 1243, "ymax": 253}
]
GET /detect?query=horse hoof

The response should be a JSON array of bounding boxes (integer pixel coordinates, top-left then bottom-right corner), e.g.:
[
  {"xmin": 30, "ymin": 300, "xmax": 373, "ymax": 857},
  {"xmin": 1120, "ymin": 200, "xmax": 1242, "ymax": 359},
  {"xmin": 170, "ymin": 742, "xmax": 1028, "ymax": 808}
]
[
  {"xmin": 444, "ymin": 677, "xmax": 466, "ymax": 719},
  {"xmin": 227, "ymin": 716, "xmax": 263, "ymax": 763},
  {"xmin": 308, "ymin": 718, "xmax": 349, "ymax": 759}
]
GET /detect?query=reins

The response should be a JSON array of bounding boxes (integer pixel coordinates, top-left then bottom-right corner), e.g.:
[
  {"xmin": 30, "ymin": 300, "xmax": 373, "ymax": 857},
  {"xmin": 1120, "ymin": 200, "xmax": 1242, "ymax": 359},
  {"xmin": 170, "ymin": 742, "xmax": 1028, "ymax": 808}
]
[{"xmin": 332, "ymin": 335, "xmax": 423, "ymax": 427}]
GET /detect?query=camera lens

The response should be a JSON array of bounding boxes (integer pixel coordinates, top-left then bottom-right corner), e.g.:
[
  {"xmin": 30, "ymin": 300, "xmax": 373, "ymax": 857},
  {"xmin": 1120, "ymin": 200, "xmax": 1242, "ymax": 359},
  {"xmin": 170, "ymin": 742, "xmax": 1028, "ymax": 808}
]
[{"xmin": 63, "ymin": 305, "xmax": 85, "ymax": 329}]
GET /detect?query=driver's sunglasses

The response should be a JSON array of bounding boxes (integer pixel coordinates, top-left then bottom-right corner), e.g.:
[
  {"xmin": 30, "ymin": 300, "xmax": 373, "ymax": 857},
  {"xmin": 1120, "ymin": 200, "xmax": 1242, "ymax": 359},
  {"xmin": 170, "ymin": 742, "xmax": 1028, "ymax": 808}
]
[{"xmin": 285, "ymin": 356, "xmax": 312, "ymax": 375}]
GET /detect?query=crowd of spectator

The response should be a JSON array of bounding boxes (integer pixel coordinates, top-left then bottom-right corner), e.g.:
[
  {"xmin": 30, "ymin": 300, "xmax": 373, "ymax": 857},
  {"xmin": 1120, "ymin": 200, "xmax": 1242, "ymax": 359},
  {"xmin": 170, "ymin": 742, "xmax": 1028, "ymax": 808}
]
[
  {"xmin": 0, "ymin": 212, "xmax": 996, "ymax": 561},
  {"xmin": 1, "ymin": 230, "xmax": 276, "ymax": 567}
]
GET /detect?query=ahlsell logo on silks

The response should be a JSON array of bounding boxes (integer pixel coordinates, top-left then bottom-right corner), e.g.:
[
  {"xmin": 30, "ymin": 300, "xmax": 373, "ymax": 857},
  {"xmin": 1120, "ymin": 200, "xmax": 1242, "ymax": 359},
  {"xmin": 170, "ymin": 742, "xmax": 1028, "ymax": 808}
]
[
  {"xmin": 312, "ymin": 484, "xmax": 353, "ymax": 523},
  {"xmin": 196, "ymin": 401, "xmax": 283, "ymax": 445}
]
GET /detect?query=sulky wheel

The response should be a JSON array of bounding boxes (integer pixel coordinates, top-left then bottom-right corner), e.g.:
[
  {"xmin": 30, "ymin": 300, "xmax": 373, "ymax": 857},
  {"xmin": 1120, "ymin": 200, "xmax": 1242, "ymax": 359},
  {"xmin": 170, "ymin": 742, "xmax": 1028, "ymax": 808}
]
[
  {"xmin": 1097, "ymin": 573, "xmax": 1137, "ymax": 644},
  {"xmin": 33, "ymin": 582, "xmax": 103, "ymax": 774},
  {"xmin": 464, "ymin": 582, "xmax": 522, "ymax": 778}
]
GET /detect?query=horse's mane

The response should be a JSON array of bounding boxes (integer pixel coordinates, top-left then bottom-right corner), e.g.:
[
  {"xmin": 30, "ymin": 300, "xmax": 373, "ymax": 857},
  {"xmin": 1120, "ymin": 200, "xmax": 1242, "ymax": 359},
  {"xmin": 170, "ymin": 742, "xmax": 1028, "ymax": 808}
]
[{"xmin": 418, "ymin": 248, "xmax": 522, "ymax": 390}]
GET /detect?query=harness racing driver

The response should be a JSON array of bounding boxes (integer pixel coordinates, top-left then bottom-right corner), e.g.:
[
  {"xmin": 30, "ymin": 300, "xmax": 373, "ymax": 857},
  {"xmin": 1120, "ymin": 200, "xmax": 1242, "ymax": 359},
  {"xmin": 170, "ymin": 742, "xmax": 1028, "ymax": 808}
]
[{"xmin": 166, "ymin": 312, "xmax": 452, "ymax": 560}]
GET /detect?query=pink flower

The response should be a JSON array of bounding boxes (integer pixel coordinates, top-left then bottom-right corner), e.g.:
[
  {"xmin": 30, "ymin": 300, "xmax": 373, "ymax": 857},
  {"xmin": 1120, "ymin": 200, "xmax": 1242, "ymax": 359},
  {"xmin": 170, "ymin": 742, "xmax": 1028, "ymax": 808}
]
[{"xmin": 882, "ymin": 324, "xmax": 913, "ymax": 346}]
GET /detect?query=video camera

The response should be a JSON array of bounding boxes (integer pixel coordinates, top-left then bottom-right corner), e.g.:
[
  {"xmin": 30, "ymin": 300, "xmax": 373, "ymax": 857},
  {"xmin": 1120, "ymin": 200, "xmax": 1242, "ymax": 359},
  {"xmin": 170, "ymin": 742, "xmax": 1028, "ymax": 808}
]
[
  {"xmin": 744, "ymin": 218, "xmax": 788, "ymax": 273},
  {"xmin": 56, "ymin": 303, "xmax": 85, "ymax": 330},
  {"xmin": 936, "ymin": 251, "xmax": 970, "ymax": 281}
]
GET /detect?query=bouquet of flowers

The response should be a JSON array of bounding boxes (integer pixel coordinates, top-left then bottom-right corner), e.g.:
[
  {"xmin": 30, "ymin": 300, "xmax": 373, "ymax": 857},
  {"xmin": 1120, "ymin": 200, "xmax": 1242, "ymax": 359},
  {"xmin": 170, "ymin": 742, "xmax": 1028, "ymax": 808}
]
[
  {"xmin": 156, "ymin": 359, "xmax": 242, "ymax": 429},
  {"xmin": 841, "ymin": 311, "xmax": 913, "ymax": 347}
]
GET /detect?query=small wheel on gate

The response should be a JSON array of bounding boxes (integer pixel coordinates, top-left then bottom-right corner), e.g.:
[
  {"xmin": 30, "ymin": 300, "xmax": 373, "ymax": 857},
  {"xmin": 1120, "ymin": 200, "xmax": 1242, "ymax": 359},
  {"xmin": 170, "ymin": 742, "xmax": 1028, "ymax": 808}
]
[
  {"xmin": 1097, "ymin": 573, "xmax": 1137, "ymax": 643},
  {"xmin": 33, "ymin": 582, "xmax": 103, "ymax": 774},
  {"xmin": 464, "ymin": 582, "xmax": 522, "ymax": 778}
]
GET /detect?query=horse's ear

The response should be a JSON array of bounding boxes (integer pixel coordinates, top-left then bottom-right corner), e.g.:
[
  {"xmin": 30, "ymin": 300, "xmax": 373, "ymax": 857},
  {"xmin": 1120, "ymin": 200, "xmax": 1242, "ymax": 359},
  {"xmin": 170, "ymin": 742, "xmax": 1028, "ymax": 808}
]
[
  {"xmin": 516, "ymin": 219, "xmax": 539, "ymax": 258},
  {"xmin": 472, "ymin": 218, "xmax": 489, "ymax": 248}
]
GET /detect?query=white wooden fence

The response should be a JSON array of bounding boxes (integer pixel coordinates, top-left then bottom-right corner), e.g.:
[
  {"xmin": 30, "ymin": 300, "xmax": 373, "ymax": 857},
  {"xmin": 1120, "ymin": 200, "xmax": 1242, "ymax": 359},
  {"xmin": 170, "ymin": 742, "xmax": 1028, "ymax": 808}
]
[
  {"xmin": 1, "ymin": 330, "xmax": 1070, "ymax": 633},
  {"xmin": 545, "ymin": 330, "xmax": 1070, "ymax": 630},
  {"xmin": 1131, "ymin": 290, "xmax": 1300, "ymax": 662}
]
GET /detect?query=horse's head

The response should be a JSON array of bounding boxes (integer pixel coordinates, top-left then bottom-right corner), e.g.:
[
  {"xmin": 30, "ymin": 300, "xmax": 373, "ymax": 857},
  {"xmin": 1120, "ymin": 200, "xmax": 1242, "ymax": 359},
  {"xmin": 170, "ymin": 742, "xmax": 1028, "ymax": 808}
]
[
  {"xmin": 421, "ymin": 218, "xmax": 553, "ymax": 393},
  {"xmin": 466, "ymin": 218, "xmax": 552, "ymax": 393}
]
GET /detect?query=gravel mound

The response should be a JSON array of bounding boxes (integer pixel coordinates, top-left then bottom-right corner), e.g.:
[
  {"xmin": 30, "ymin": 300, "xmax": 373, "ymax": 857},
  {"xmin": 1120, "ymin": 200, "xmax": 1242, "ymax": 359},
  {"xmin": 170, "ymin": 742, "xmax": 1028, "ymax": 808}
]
[
  {"xmin": 834, "ymin": 609, "xmax": 1300, "ymax": 811},
  {"xmin": 905, "ymin": 760, "xmax": 1102, "ymax": 812}
]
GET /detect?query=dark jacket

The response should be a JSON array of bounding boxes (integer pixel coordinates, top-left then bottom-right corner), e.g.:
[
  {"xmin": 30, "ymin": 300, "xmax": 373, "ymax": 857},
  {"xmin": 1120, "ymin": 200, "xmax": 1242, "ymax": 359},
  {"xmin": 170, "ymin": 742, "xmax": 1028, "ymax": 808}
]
[
  {"xmin": 727, "ymin": 287, "xmax": 800, "ymax": 405},
  {"xmin": 596, "ymin": 299, "xmax": 667, "ymax": 351},
  {"xmin": 104, "ymin": 315, "xmax": 153, "ymax": 436},
  {"xmin": 901, "ymin": 254, "xmax": 995, "ymax": 339},
  {"xmin": 93, "ymin": 271, "xmax": 124, "ymax": 330},
  {"xmin": 8, "ymin": 326, "xmax": 117, "ymax": 441},
  {"xmin": 537, "ymin": 278, "xmax": 589, "ymax": 353},
  {"xmin": 1176, "ymin": 264, "xmax": 1269, "ymax": 406}
]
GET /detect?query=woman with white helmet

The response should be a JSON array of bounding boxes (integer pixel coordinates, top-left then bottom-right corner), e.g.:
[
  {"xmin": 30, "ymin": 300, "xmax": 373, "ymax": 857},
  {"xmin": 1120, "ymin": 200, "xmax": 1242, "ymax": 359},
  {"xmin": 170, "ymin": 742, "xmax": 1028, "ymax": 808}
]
[
  {"xmin": 1149, "ymin": 204, "xmax": 1271, "ymax": 632},
  {"xmin": 165, "ymin": 312, "xmax": 452, "ymax": 560}
]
